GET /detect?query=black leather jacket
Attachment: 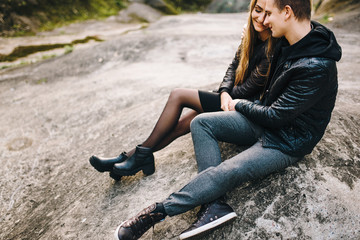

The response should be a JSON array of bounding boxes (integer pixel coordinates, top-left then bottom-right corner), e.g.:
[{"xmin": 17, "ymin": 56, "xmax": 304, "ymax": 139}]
[
  {"xmin": 235, "ymin": 21, "xmax": 342, "ymax": 157},
  {"xmin": 218, "ymin": 38, "xmax": 269, "ymax": 100}
]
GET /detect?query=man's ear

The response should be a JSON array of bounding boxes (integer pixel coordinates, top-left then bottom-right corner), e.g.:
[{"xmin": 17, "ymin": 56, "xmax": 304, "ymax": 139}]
[{"xmin": 284, "ymin": 5, "xmax": 293, "ymax": 21}]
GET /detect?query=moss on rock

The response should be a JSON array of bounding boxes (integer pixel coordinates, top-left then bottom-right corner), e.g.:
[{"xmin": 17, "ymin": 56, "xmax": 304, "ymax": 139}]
[{"xmin": 0, "ymin": 0, "xmax": 127, "ymax": 36}]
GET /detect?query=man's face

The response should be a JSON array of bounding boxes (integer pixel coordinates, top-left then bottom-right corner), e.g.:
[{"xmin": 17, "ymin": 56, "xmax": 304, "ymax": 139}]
[{"xmin": 264, "ymin": 0, "xmax": 286, "ymax": 38}]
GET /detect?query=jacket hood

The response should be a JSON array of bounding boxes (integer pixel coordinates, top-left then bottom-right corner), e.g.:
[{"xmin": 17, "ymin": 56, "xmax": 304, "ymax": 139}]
[{"xmin": 282, "ymin": 21, "xmax": 342, "ymax": 62}]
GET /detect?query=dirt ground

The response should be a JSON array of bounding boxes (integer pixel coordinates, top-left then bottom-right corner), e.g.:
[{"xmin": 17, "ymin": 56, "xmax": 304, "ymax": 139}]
[{"xmin": 0, "ymin": 12, "xmax": 359, "ymax": 240}]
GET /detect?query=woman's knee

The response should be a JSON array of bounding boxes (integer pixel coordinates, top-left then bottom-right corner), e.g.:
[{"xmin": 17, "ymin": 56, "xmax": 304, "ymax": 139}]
[
  {"xmin": 168, "ymin": 88, "xmax": 188, "ymax": 103},
  {"xmin": 169, "ymin": 88, "xmax": 201, "ymax": 108}
]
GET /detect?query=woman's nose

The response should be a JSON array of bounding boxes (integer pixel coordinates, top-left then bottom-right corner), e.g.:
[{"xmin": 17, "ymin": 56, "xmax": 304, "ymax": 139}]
[
  {"xmin": 264, "ymin": 15, "xmax": 270, "ymax": 27},
  {"xmin": 259, "ymin": 13, "xmax": 266, "ymax": 24}
]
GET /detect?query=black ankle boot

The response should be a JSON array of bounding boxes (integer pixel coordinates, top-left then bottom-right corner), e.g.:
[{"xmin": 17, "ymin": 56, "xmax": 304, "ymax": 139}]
[
  {"xmin": 89, "ymin": 152, "xmax": 127, "ymax": 172},
  {"xmin": 112, "ymin": 145, "xmax": 155, "ymax": 176}
]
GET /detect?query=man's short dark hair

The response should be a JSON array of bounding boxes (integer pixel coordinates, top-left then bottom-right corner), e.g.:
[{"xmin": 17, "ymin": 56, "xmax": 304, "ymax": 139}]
[{"xmin": 274, "ymin": 0, "xmax": 311, "ymax": 20}]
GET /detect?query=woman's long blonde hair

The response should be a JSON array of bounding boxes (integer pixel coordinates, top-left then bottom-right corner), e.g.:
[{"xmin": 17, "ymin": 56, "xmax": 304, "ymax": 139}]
[{"xmin": 235, "ymin": 0, "xmax": 273, "ymax": 85}]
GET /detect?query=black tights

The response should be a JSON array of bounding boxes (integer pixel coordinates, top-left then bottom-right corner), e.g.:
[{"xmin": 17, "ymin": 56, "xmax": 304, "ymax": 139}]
[{"xmin": 127, "ymin": 88, "xmax": 203, "ymax": 156}]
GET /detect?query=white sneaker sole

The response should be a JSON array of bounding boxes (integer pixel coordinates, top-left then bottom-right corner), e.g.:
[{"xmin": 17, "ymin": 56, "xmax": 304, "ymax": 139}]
[
  {"xmin": 114, "ymin": 222, "xmax": 125, "ymax": 240},
  {"xmin": 179, "ymin": 212, "xmax": 237, "ymax": 239}
]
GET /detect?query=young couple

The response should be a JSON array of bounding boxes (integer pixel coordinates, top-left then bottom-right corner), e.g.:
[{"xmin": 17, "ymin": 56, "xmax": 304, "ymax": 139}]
[{"xmin": 89, "ymin": 0, "xmax": 342, "ymax": 239}]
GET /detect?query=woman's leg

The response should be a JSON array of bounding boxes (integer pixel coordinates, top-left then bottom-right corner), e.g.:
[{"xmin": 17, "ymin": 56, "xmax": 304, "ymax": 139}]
[
  {"xmin": 111, "ymin": 89, "xmax": 205, "ymax": 177},
  {"xmin": 151, "ymin": 110, "xmax": 198, "ymax": 152},
  {"xmin": 127, "ymin": 88, "xmax": 203, "ymax": 155},
  {"xmin": 92, "ymin": 88, "xmax": 204, "ymax": 177}
]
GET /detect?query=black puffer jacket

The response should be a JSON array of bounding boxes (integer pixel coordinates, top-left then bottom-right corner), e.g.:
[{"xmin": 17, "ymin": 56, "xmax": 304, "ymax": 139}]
[
  {"xmin": 235, "ymin": 21, "xmax": 342, "ymax": 157},
  {"xmin": 218, "ymin": 38, "xmax": 269, "ymax": 99}
]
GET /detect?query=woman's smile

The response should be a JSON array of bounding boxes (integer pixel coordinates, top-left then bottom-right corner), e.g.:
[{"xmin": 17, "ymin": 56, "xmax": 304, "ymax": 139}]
[{"xmin": 252, "ymin": 0, "xmax": 269, "ymax": 33}]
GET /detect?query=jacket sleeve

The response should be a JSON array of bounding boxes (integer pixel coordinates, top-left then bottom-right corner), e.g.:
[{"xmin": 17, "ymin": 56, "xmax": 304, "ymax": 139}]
[
  {"xmin": 217, "ymin": 46, "xmax": 241, "ymax": 94},
  {"xmin": 234, "ymin": 61, "xmax": 330, "ymax": 128},
  {"xmin": 230, "ymin": 55, "xmax": 269, "ymax": 99}
]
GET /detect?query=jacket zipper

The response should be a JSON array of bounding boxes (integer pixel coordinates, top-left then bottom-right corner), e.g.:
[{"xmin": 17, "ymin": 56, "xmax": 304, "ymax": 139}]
[{"xmin": 259, "ymin": 60, "xmax": 287, "ymax": 102}]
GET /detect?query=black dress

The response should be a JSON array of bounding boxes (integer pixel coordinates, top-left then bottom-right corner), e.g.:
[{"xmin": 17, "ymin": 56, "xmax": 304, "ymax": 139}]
[{"xmin": 199, "ymin": 38, "xmax": 270, "ymax": 112}]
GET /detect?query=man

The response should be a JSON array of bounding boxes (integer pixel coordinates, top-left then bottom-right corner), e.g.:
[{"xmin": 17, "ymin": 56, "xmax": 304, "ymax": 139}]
[{"xmin": 113, "ymin": 0, "xmax": 342, "ymax": 239}]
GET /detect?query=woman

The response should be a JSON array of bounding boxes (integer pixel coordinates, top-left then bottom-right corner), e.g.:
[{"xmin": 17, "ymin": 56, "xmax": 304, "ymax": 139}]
[{"xmin": 89, "ymin": 0, "xmax": 273, "ymax": 181}]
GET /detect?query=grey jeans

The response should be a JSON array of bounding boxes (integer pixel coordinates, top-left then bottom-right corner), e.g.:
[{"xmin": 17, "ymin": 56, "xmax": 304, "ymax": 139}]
[{"xmin": 162, "ymin": 111, "xmax": 301, "ymax": 216}]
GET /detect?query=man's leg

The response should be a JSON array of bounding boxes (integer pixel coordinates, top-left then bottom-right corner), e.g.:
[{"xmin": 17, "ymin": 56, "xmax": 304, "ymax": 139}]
[
  {"xmin": 190, "ymin": 111, "xmax": 263, "ymax": 172},
  {"xmin": 162, "ymin": 142, "xmax": 301, "ymax": 216}
]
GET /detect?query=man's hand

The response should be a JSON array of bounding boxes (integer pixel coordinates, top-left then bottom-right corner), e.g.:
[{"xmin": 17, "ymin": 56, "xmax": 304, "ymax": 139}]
[
  {"xmin": 229, "ymin": 99, "xmax": 241, "ymax": 111},
  {"xmin": 220, "ymin": 92, "xmax": 233, "ymax": 111}
]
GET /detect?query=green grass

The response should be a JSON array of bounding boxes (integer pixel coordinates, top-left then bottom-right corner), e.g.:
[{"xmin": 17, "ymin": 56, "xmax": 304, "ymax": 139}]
[
  {"xmin": 0, "ymin": 65, "xmax": 10, "ymax": 70},
  {"xmin": 36, "ymin": 78, "xmax": 48, "ymax": 84},
  {"xmin": 42, "ymin": 54, "xmax": 57, "ymax": 60},
  {"xmin": 321, "ymin": 14, "xmax": 334, "ymax": 23},
  {"xmin": 4, "ymin": 0, "xmax": 128, "ymax": 36},
  {"xmin": 64, "ymin": 45, "xmax": 73, "ymax": 54}
]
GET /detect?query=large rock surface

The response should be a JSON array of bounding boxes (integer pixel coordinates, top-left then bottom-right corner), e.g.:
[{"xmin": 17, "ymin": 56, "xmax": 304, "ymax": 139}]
[
  {"xmin": 206, "ymin": 0, "xmax": 250, "ymax": 13},
  {"xmin": 0, "ymin": 13, "xmax": 359, "ymax": 239}
]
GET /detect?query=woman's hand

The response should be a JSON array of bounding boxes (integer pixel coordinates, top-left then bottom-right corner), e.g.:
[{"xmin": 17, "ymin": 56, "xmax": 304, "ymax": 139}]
[
  {"xmin": 229, "ymin": 99, "xmax": 241, "ymax": 111},
  {"xmin": 220, "ymin": 92, "xmax": 233, "ymax": 111}
]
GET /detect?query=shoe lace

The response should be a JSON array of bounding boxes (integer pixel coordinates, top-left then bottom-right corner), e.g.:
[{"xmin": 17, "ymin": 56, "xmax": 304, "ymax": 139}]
[
  {"xmin": 193, "ymin": 204, "xmax": 210, "ymax": 224},
  {"xmin": 127, "ymin": 209, "xmax": 164, "ymax": 237}
]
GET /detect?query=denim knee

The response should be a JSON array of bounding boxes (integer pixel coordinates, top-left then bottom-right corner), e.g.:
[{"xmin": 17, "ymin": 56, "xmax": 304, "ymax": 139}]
[{"xmin": 190, "ymin": 114, "xmax": 204, "ymax": 133}]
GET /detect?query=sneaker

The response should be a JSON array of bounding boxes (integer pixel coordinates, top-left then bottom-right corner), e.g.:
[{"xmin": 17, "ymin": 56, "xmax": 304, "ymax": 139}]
[
  {"xmin": 114, "ymin": 203, "xmax": 165, "ymax": 240},
  {"xmin": 179, "ymin": 200, "xmax": 237, "ymax": 240}
]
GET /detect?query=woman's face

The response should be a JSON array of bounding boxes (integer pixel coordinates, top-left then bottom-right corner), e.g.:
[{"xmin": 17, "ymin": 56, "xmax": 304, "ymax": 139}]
[{"xmin": 251, "ymin": 0, "xmax": 269, "ymax": 34}]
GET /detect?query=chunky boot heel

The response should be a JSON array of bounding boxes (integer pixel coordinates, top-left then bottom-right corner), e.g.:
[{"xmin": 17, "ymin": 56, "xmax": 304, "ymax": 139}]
[
  {"xmin": 89, "ymin": 152, "xmax": 127, "ymax": 172},
  {"xmin": 142, "ymin": 163, "xmax": 155, "ymax": 176},
  {"xmin": 113, "ymin": 145, "xmax": 155, "ymax": 176},
  {"xmin": 109, "ymin": 171, "xmax": 122, "ymax": 181}
]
